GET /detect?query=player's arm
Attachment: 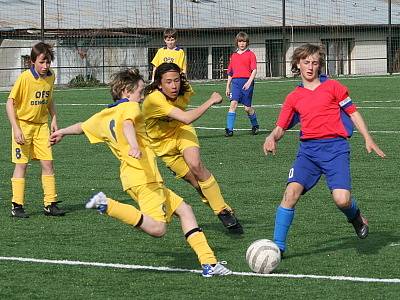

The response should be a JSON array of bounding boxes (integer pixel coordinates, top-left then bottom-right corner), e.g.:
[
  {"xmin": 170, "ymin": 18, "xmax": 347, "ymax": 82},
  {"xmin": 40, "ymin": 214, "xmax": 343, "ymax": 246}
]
[
  {"xmin": 6, "ymin": 98, "xmax": 25, "ymax": 145},
  {"xmin": 49, "ymin": 122, "xmax": 83, "ymax": 145},
  {"xmin": 226, "ymin": 75, "xmax": 232, "ymax": 97},
  {"xmin": 151, "ymin": 66, "xmax": 157, "ymax": 82},
  {"xmin": 122, "ymin": 120, "xmax": 142, "ymax": 159},
  {"xmin": 263, "ymin": 126, "xmax": 285, "ymax": 156},
  {"xmin": 167, "ymin": 92, "xmax": 222, "ymax": 124},
  {"xmin": 349, "ymin": 111, "xmax": 386, "ymax": 158},
  {"xmin": 243, "ymin": 69, "xmax": 257, "ymax": 90},
  {"xmin": 48, "ymin": 98, "xmax": 58, "ymax": 133}
]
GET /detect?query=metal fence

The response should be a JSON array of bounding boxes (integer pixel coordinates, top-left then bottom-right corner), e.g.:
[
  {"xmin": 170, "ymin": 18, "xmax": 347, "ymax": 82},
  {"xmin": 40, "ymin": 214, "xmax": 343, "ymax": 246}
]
[{"xmin": 0, "ymin": 0, "xmax": 399, "ymax": 87}]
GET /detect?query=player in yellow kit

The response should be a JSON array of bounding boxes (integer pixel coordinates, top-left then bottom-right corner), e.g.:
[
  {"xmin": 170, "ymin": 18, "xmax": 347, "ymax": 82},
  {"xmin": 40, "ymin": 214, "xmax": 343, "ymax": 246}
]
[
  {"xmin": 6, "ymin": 42, "xmax": 65, "ymax": 218},
  {"xmin": 143, "ymin": 62, "xmax": 243, "ymax": 234},
  {"xmin": 151, "ymin": 28, "xmax": 186, "ymax": 82},
  {"xmin": 50, "ymin": 69, "xmax": 231, "ymax": 277}
]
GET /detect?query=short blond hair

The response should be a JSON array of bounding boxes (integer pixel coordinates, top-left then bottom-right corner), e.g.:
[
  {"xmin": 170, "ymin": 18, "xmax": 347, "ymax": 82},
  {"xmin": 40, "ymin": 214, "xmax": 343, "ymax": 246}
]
[{"xmin": 235, "ymin": 32, "xmax": 249, "ymax": 47}]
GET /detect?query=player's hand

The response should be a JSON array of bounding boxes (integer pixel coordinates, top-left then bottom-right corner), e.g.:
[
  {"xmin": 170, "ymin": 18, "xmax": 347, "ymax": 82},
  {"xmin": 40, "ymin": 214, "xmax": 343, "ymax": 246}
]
[
  {"xmin": 225, "ymin": 88, "xmax": 231, "ymax": 98},
  {"xmin": 49, "ymin": 130, "xmax": 63, "ymax": 145},
  {"xmin": 263, "ymin": 137, "xmax": 277, "ymax": 156},
  {"xmin": 50, "ymin": 119, "xmax": 58, "ymax": 133},
  {"xmin": 128, "ymin": 147, "xmax": 142, "ymax": 159},
  {"xmin": 209, "ymin": 92, "xmax": 223, "ymax": 105},
  {"xmin": 366, "ymin": 139, "xmax": 386, "ymax": 158},
  {"xmin": 243, "ymin": 81, "xmax": 252, "ymax": 90},
  {"xmin": 13, "ymin": 127, "xmax": 25, "ymax": 145}
]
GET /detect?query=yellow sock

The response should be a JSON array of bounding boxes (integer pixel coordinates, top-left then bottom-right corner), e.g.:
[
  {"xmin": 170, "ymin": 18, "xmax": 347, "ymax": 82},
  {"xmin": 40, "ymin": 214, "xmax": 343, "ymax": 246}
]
[
  {"xmin": 187, "ymin": 231, "xmax": 217, "ymax": 265},
  {"xmin": 106, "ymin": 199, "xmax": 142, "ymax": 226},
  {"xmin": 42, "ymin": 175, "xmax": 57, "ymax": 206},
  {"xmin": 198, "ymin": 175, "xmax": 231, "ymax": 215},
  {"xmin": 11, "ymin": 178, "xmax": 25, "ymax": 206}
]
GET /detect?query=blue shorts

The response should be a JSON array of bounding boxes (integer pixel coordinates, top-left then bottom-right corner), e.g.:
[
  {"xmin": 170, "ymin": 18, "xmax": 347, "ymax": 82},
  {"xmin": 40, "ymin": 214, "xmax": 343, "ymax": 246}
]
[
  {"xmin": 287, "ymin": 138, "xmax": 351, "ymax": 193},
  {"xmin": 230, "ymin": 78, "xmax": 254, "ymax": 107}
]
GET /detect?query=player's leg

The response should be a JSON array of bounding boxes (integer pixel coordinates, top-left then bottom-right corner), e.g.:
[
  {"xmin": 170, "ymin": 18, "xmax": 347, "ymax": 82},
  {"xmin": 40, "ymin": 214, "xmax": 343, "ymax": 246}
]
[
  {"xmin": 273, "ymin": 146, "xmax": 321, "ymax": 254},
  {"xmin": 242, "ymin": 83, "xmax": 259, "ymax": 135},
  {"xmin": 11, "ymin": 163, "xmax": 28, "ymax": 218},
  {"xmin": 86, "ymin": 187, "xmax": 167, "ymax": 237},
  {"xmin": 168, "ymin": 189, "xmax": 231, "ymax": 277},
  {"xmin": 10, "ymin": 123, "xmax": 31, "ymax": 218},
  {"xmin": 273, "ymin": 182, "xmax": 303, "ymax": 254},
  {"xmin": 225, "ymin": 100, "xmax": 238, "ymax": 137},
  {"xmin": 34, "ymin": 123, "xmax": 65, "ymax": 216},
  {"xmin": 183, "ymin": 146, "xmax": 243, "ymax": 233},
  {"xmin": 325, "ymin": 144, "xmax": 369, "ymax": 239},
  {"xmin": 244, "ymin": 105, "xmax": 259, "ymax": 135}
]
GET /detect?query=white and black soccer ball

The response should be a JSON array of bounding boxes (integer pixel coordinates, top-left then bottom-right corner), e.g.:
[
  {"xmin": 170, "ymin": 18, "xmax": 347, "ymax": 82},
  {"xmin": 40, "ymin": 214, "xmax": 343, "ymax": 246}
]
[{"xmin": 246, "ymin": 239, "xmax": 281, "ymax": 274}]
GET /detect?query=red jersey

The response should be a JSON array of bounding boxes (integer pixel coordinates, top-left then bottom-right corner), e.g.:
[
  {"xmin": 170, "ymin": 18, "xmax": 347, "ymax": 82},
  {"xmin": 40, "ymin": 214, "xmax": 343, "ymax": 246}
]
[
  {"xmin": 227, "ymin": 49, "xmax": 257, "ymax": 78},
  {"xmin": 276, "ymin": 79, "xmax": 357, "ymax": 140}
]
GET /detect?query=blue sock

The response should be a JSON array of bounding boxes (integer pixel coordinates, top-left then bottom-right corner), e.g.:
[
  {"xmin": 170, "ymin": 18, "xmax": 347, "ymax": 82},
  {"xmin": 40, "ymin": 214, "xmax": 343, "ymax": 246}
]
[
  {"xmin": 339, "ymin": 197, "xmax": 359, "ymax": 221},
  {"xmin": 226, "ymin": 112, "xmax": 236, "ymax": 131},
  {"xmin": 273, "ymin": 206, "xmax": 295, "ymax": 253},
  {"xmin": 248, "ymin": 112, "xmax": 259, "ymax": 127}
]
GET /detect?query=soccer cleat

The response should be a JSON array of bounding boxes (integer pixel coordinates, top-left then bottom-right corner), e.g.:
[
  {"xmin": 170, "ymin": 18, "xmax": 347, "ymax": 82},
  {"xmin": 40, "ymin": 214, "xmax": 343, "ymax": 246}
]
[
  {"xmin": 11, "ymin": 203, "xmax": 29, "ymax": 218},
  {"xmin": 218, "ymin": 209, "xmax": 243, "ymax": 234},
  {"xmin": 86, "ymin": 192, "xmax": 108, "ymax": 214},
  {"xmin": 224, "ymin": 128, "xmax": 233, "ymax": 137},
  {"xmin": 349, "ymin": 209, "xmax": 369, "ymax": 239},
  {"xmin": 202, "ymin": 261, "xmax": 232, "ymax": 278},
  {"xmin": 44, "ymin": 202, "xmax": 66, "ymax": 216},
  {"xmin": 251, "ymin": 125, "xmax": 260, "ymax": 135}
]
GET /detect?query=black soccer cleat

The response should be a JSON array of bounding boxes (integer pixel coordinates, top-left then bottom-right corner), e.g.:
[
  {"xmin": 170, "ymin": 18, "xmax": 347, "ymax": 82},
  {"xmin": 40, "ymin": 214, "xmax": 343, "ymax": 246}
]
[
  {"xmin": 218, "ymin": 209, "xmax": 243, "ymax": 234},
  {"xmin": 349, "ymin": 209, "xmax": 369, "ymax": 239},
  {"xmin": 44, "ymin": 202, "xmax": 66, "ymax": 217},
  {"xmin": 251, "ymin": 125, "xmax": 260, "ymax": 135},
  {"xmin": 11, "ymin": 203, "xmax": 29, "ymax": 218},
  {"xmin": 224, "ymin": 128, "xmax": 233, "ymax": 137}
]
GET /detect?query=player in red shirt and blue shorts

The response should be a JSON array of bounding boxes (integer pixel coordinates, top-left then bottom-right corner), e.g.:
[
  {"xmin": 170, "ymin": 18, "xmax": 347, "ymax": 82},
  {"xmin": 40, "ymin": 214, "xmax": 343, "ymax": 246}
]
[
  {"xmin": 263, "ymin": 44, "xmax": 386, "ymax": 255},
  {"xmin": 225, "ymin": 32, "xmax": 259, "ymax": 137}
]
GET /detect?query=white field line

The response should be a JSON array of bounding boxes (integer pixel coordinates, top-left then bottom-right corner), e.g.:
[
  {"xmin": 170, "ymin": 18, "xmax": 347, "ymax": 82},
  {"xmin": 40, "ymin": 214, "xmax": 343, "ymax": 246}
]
[
  {"xmin": 194, "ymin": 126, "xmax": 400, "ymax": 134},
  {"xmin": 0, "ymin": 102, "xmax": 399, "ymax": 110},
  {"xmin": 0, "ymin": 256, "xmax": 399, "ymax": 284}
]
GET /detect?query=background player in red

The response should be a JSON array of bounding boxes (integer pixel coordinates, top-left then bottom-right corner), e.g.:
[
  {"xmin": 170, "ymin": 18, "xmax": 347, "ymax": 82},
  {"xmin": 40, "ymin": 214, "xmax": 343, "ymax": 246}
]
[
  {"xmin": 225, "ymin": 32, "xmax": 259, "ymax": 137},
  {"xmin": 263, "ymin": 43, "xmax": 386, "ymax": 255}
]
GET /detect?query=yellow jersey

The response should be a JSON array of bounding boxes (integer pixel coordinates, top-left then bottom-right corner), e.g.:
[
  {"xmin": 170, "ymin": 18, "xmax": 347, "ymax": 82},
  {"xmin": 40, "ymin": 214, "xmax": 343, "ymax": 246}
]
[
  {"xmin": 8, "ymin": 67, "xmax": 55, "ymax": 124},
  {"xmin": 81, "ymin": 100, "xmax": 162, "ymax": 190},
  {"xmin": 151, "ymin": 47, "xmax": 187, "ymax": 73},
  {"xmin": 142, "ymin": 89, "xmax": 194, "ymax": 140}
]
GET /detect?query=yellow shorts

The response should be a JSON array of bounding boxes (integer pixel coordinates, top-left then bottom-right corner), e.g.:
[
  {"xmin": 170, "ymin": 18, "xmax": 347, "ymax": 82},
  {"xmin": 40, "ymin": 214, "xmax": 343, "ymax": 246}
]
[
  {"xmin": 153, "ymin": 124, "xmax": 199, "ymax": 178},
  {"xmin": 12, "ymin": 120, "xmax": 53, "ymax": 164},
  {"xmin": 126, "ymin": 182, "xmax": 183, "ymax": 223}
]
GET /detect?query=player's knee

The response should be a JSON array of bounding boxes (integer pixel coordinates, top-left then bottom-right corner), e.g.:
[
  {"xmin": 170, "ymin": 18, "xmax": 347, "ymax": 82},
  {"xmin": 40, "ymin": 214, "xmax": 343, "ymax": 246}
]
[
  {"xmin": 188, "ymin": 161, "xmax": 205, "ymax": 177},
  {"xmin": 148, "ymin": 222, "xmax": 167, "ymax": 237},
  {"xmin": 175, "ymin": 201, "xmax": 194, "ymax": 218},
  {"xmin": 244, "ymin": 106, "xmax": 253, "ymax": 114},
  {"xmin": 334, "ymin": 197, "xmax": 351, "ymax": 209}
]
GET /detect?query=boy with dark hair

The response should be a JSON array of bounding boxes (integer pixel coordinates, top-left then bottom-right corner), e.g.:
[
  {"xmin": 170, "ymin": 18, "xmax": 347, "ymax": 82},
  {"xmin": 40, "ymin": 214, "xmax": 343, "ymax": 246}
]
[
  {"xmin": 143, "ymin": 62, "xmax": 243, "ymax": 234},
  {"xmin": 6, "ymin": 42, "xmax": 65, "ymax": 218}
]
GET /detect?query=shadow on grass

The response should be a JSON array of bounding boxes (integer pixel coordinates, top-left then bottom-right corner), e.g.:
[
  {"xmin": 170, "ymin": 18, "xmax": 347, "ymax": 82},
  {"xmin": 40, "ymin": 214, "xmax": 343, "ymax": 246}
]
[{"xmin": 286, "ymin": 231, "xmax": 399, "ymax": 259}]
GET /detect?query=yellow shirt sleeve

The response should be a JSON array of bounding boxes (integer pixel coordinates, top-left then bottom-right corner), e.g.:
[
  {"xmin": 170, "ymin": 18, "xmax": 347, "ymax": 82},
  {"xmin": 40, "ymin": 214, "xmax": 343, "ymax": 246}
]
[{"xmin": 81, "ymin": 113, "xmax": 104, "ymax": 144}]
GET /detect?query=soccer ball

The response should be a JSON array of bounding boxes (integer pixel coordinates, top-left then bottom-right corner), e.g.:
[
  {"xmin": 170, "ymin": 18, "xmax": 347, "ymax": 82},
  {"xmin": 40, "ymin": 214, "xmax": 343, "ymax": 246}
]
[{"xmin": 245, "ymin": 239, "xmax": 281, "ymax": 274}]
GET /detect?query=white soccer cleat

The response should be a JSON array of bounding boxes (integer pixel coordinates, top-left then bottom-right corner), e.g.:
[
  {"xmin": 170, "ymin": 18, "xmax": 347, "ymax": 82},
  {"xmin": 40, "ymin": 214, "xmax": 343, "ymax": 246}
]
[
  {"xmin": 202, "ymin": 261, "xmax": 232, "ymax": 278},
  {"xmin": 85, "ymin": 192, "xmax": 108, "ymax": 213}
]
